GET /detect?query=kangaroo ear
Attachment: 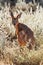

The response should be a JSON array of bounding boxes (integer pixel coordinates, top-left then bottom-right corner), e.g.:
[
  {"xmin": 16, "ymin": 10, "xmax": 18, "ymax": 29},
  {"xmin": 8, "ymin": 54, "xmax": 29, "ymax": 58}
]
[{"xmin": 17, "ymin": 12, "xmax": 22, "ymax": 19}]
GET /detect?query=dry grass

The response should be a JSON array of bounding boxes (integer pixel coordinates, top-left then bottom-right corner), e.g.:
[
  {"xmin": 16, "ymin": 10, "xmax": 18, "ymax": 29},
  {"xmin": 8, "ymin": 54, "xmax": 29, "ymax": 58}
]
[{"xmin": 0, "ymin": 2, "xmax": 43, "ymax": 65}]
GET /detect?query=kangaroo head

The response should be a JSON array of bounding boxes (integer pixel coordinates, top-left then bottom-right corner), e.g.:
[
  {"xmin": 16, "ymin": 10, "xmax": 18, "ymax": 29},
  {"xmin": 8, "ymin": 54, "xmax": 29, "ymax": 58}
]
[{"xmin": 9, "ymin": 10, "xmax": 22, "ymax": 25}]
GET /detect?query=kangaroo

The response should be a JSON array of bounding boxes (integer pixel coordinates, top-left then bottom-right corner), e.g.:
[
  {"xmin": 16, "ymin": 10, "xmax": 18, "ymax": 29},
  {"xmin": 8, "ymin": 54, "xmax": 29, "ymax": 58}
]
[{"xmin": 10, "ymin": 10, "xmax": 35, "ymax": 49}]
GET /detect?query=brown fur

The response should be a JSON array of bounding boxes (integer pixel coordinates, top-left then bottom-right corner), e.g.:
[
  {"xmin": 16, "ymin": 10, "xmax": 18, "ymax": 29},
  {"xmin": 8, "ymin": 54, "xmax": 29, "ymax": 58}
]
[{"xmin": 10, "ymin": 10, "xmax": 35, "ymax": 49}]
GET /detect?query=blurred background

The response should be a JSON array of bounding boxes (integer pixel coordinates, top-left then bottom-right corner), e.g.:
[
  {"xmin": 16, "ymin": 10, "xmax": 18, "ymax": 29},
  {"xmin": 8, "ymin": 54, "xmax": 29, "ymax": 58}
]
[{"xmin": 0, "ymin": 0, "xmax": 43, "ymax": 6}]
